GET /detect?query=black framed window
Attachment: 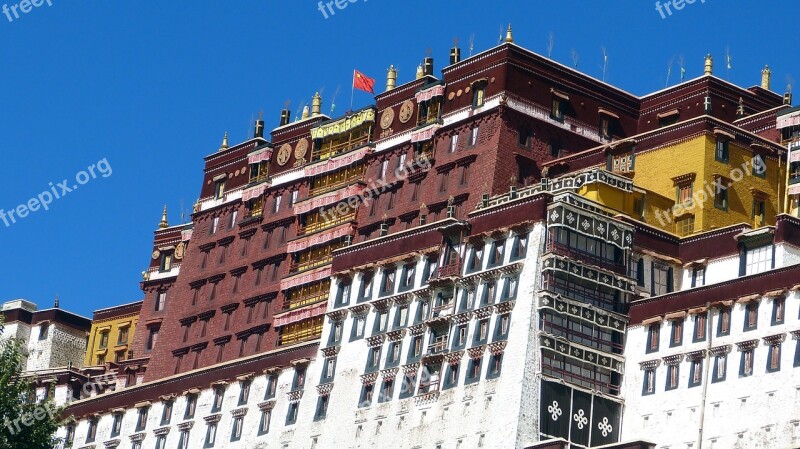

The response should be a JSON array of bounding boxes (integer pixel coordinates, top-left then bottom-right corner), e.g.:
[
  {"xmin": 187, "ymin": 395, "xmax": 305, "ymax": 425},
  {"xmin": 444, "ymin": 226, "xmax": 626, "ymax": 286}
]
[
  {"xmin": 642, "ymin": 368, "xmax": 656, "ymax": 395},
  {"xmin": 712, "ymin": 354, "xmax": 727, "ymax": 382}
]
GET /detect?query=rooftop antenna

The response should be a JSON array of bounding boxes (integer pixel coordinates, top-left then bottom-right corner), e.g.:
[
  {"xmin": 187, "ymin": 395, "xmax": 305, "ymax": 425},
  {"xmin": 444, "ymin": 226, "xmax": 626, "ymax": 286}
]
[
  {"xmin": 547, "ymin": 32, "xmax": 555, "ymax": 59},
  {"xmin": 468, "ymin": 34, "xmax": 475, "ymax": 57},
  {"xmin": 570, "ymin": 49, "xmax": 579, "ymax": 69},
  {"xmin": 601, "ymin": 47, "xmax": 609, "ymax": 82},
  {"xmin": 726, "ymin": 46, "xmax": 732, "ymax": 80},
  {"xmin": 666, "ymin": 56, "xmax": 675, "ymax": 87},
  {"xmin": 330, "ymin": 85, "xmax": 341, "ymax": 114}
]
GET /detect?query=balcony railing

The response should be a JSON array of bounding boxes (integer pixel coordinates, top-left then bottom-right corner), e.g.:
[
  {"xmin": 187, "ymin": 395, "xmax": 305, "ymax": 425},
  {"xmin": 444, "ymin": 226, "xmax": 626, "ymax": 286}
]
[
  {"xmin": 308, "ymin": 173, "xmax": 364, "ymax": 198},
  {"xmin": 289, "ymin": 256, "xmax": 333, "ymax": 274},
  {"xmin": 546, "ymin": 241, "xmax": 626, "ymax": 275},
  {"xmin": 312, "ymin": 135, "xmax": 370, "ymax": 162},
  {"xmin": 435, "ymin": 260, "xmax": 462, "ymax": 279},
  {"xmin": 282, "ymin": 290, "xmax": 329, "ymax": 312},
  {"xmin": 297, "ymin": 212, "xmax": 356, "ymax": 237},
  {"xmin": 427, "ymin": 337, "xmax": 449, "ymax": 355}
]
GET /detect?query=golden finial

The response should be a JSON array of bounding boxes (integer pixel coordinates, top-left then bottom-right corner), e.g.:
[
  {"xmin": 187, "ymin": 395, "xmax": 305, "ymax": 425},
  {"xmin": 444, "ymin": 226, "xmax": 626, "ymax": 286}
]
[
  {"xmin": 301, "ymin": 105, "xmax": 310, "ymax": 119},
  {"xmin": 761, "ymin": 65, "xmax": 772, "ymax": 90},
  {"xmin": 504, "ymin": 24, "xmax": 514, "ymax": 43},
  {"xmin": 736, "ymin": 97, "xmax": 745, "ymax": 117},
  {"xmin": 416, "ymin": 64, "xmax": 424, "ymax": 80},
  {"xmin": 704, "ymin": 54, "xmax": 713, "ymax": 76},
  {"xmin": 311, "ymin": 92, "xmax": 322, "ymax": 116},
  {"xmin": 159, "ymin": 205, "xmax": 169, "ymax": 229},
  {"xmin": 219, "ymin": 132, "xmax": 229, "ymax": 151},
  {"xmin": 386, "ymin": 65, "xmax": 397, "ymax": 92}
]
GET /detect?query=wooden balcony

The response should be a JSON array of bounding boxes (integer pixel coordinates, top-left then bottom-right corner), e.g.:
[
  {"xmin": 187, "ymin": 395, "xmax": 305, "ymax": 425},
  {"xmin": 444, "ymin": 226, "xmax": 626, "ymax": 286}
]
[
  {"xmin": 546, "ymin": 241, "xmax": 626, "ymax": 276},
  {"xmin": 289, "ymin": 256, "xmax": 333, "ymax": 274},
  {"xmin": 308, "ymin": 173, "xmax": 364, "ymax": 198},
  {"xmin": 297, "ymin": 212, "xmax": 356, "ymax": 237},
  {"xmin": 435, "ymin": 260, "xmax": 462, "ymax": 279},
  {"xmin": 312, "ymin": 135, "xmax": 370, "ymax": 162},
  {"xmin": 282, "ymin": 290, "xmax": 329, "ymax": 312}
]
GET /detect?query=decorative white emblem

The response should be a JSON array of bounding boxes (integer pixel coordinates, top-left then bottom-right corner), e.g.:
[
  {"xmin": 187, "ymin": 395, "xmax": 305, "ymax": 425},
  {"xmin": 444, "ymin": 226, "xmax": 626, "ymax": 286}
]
[
  {"xmin": 573, "ymin": 409, "xmax": 588, "ymax": 429},
  {"xmin": 597, "ymin": 223, "xmax": 605, "ymax": 234},
  {"xmin": 582, "ymin": 219, "xmax": 591, "ymax": 230},
  {"xmin": 566, "ymin": 213, "xmax": 575, "ymax": 224},
  {"xmin": 548, "ymin": 401, "xmax": 563, "ymax": 421},
  {"xmin": 598, "ymin": 417, "xmax": 613, "ymax": 437},
  {"xmin": 610, "ymin": 229, "xmax": 619, "ymax": 240},
  {"xmin": 550, "ymin": 210, "xmax": 560, "ymax": 222}
]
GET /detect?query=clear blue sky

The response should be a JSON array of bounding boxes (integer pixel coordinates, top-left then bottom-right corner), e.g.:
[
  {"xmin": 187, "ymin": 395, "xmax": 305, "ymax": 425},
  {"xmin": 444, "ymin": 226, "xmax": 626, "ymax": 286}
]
[{"xmin": 1, "ymin": 0, "xmax": 797, "ymax": 317}]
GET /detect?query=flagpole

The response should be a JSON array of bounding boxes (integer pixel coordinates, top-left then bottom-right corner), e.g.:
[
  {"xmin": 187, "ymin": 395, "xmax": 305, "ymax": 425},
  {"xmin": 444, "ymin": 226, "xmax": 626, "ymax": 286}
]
[{"xmin": 350, "ymin": 70, "xmax": 355, "ymax": 112}]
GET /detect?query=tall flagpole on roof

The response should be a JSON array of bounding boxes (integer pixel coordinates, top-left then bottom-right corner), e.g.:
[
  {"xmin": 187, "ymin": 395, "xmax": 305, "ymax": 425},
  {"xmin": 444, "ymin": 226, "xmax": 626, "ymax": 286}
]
[{"xmin": 350, "ymin": 70, "xmax": 356, "ymax": 112}]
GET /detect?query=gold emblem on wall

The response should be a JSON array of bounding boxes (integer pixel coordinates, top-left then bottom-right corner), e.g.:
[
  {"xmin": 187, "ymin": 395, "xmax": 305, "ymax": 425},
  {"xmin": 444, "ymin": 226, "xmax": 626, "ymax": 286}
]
[
  {"xmin": 151, "ymin": 249, "xmax": 161, "ymax": 260},
  {"xmin": 399, "ymin": 100, "xmax": 414, "ymax": 124},
  {"xmin": 175, "ymin": 242, "xmax": 185, "ymax": 260},
  {"xmin": 294, "ymin": 139, "xmax": 309, "ymax": 160},
  {"xmin": 277, "ymin": 143, "xmax": 292, "ymax": 166},
  {"xmin": 380, "ymin": 108, "xmax": 395, "ymax": 130}
]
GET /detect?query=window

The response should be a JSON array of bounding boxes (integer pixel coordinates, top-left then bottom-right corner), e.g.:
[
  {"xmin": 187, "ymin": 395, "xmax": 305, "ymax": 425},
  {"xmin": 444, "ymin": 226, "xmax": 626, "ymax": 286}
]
[
  {"xmin": 214, "ymin": 179, "xmax": 225, "ymax": 199},
  {"xmin": 264, "ymin": 375, "xmax": 278, "ymax": 399},
  {"xmin": 495, "ymin": 314, "xmax": 511, "ymax": 340},
  {"xmin": 351, "ymin": 316, "xmax": 366, "ymax": 341},
  {"xmin": 258, "ymin": 410, "xmax": 271, "ymax": 435},
  {"xmin": 292, "ymin": 366, "xmax": 307, "ymax": 391},
  {"xmin": 767, "ymin": 344, "xmax": 781, "ymax": 372},
  {"xmin": 488, "ymin": 239, "xmax": 505, "ymax": 267},
  {"xmin": 599, "ymin": 117, "xmax": 610, "ymax": 139},
  {"xmin": 551, "ymin": 97, "xmax": 564, "ymax": 121},
  {"xmin": 715, "ymin": 139, "xmax": 729, "ymax": 163},
  {"xmin": 155, "ymin": 292, "xmax": 167, "ymax": 312},
  {"xmin": 714, "ymin": 179, "xmax": 729, "ymax": 210},
  {"xmin": 665, "ymin": 364, "xmax": 679, "ymax": 390},
  {"xmin": 651, "ymin": 263, "xmax": 672, "ymax": 295},
  {"xmin": 642, "ymin": 369, "xmax": 656, "ymax": 395},
  {"xmin": 65, "ymin": 425, "xmax": 75, "ymax": 447},
  {"xmin": 178, "ymin": 430, "xmax": 190, "ymax": 449},
  {"xmin": 511, "ymin": 234, "xmax": 527, "ymax": 260},
  {"xmin": 647, "ymin": 323, "xmax": 660, "ymax": 353},
  {"xmin": 395, "ymin": 305, "xmax": 409, "ymax": 329},
  {"xmin": 335, "ymin": 282, "xmax": 351, "ymax": 307},
  {"xmin": 518, "ymin": 127, "xmax": 531, "ymax": 147},
  {"xmin": 686, "ymin": 359, "xmax": 702, "ymax": 387},
  {"xmin": 315, "ymin": 395, "xmax": 330, "ymax": 420},
  {"xmin": 772, "ymin": 297, "xmax": 785, "ymax": 325},
  {"xmin": 718, "ymin": 308, "xmax": 731, "ymax": 336},
  {"xmin": 633, "ymin": 258, "xmax": 645, "ymax": 287},
  {"xmin": 694, "ymin": 314, "xmax": 707, "ymax": 342},
  {"xmin": 691, "ymin": 267, "xmax": 705, "ymax": 288},
  {"xmin": 712, "ymin": 354, "xmax": 727, "ymax": 382},
  {"xmin": 380, "ymin": 268, "xmax": 395, "ymax": 296},
  {"xmin": 321, "ymin": 358, "xmax": 336, "ymax": 382},
  {"xmin": 211, "ymin": 386, "xmax": 224, "ymax": 412},
  {"xmin": 117, "ymin": 326, "xmax": 129, "ymax": 345},
  {"xmin": 399, "ymin": 372, "xmax": 416, "ymax": 399},
  {"xmin": 410, "ymin": 181, "xmax": 420, "ymax": 202},
  {"xmin": 475, "ymin": 319, "xmax": 489, "ymax": 344},
  {"xmin": 210, "ymin": 217, "xmax": 219, "ymax": 235},
  {"xmin": 359, "ymin": 272, "xmax": 374, "ymax": 301},
  {"xmin": 740, "ymin": 349, "xmax": 754, "ymax": 377},
  {"xmin": 379, "ymin": 160, "xmax": 389, "ymax": 180},
  {"xmin": 86, "ymin": 418, "xmax": 98, "ymax": 443},
  {"xmin": 438, "ymin": 171, "xmax": 449, "ymax": 193},
  {"xmin": 468, "ymin": 127, "xmax": 479, "ymax": 147},
  {"xmin": 408, "ymin": 336, "xmax": 423, "ymax": 362},
  {"xmin": 753, "ymin": 198, "xmax": 767, "ymax": 227},
  {"xmin": 161, "ymin": 401, "xmax": 173, "ymax": 425},
  {"xmin": 744, "ymin": 302, "xmax": 759, "ymax": 331},
  {"xmin": 366, "ymin": 347, "xmax": 381, "ymax": 372},
  {"xmin": 472, "ymin": 83, "xmax": 486, "ymax": 108},
  {"xmin": 228, "ymin": 210, "xmax": 238, "ymax": 229},
  {"xmin": 146, "ymin": 327, "xmax": 159, "ymax": 351},
  {"xmin": 378, "ymin": 378, "xmax": 394, "ymax": 402},
  {"xmin": 670, "ymin": 319, "xmax": 683, "ymax": 346},
  {"xmin": 135, "ymin": 406, "xmax": 149, "ymax": 431},
  {"xmin": 204, "ymin": 422, "xmax": 218, "ymax": 448},
  {"xmin": 160, "ymin": 251, "xmax": 174, "ymax": 272},
  {"xmin": 465, "ymin": 358, "xmax": 482, "ymax": 384},
  {"xmin": 443, "ymin": 363, "xmax": 460, "ymax": 390},
  {"xmin": 373, "ymin": 311, "xmax": 389, "ymax": 335},
  {"xmin": 387, "ymin": 342, "xmax": 402, "ymax": 366},
  {"xmin": 752, "ymin": 155, "xmax": 766, "ymax": 177},
  {"xmin": 468, "ymin": 245, "xmax": 483, "ymax": 272},
  {"xmin": 459, "ymin": 164, "xmax": 470, "ymax": 186},
  {"xmin": 155, "ymin": 435, "xmax": 166, "ymax": 449},
  {"xmin": 238, "ymin": 381, "xmax": 251, "ymax": 405},
  {"xmin": 676, "ymin": 215, "xmax": 695, "ymax": 236},
  {"xmin": 98, "ymin": 331, "xmax": 109, "ymax": 349},
  {"xmin": 184, "ymin": 394, "xmax": 197, "ymax": 419},
  {"xmin": 111, "ymin": 413, "xmax": 123, "ymax": 437},
  {"xmin": 399, "ymin": 263, "xmax": 415, "ymax": 292},
  {"xmin": 230, "ymin": 416, "xmax": 243, "ymax": 442},
  {"xmin": 291, "ymin": 190, "xmax": 299, "ymax": 205},
  {"xmin": 500, "ymin": 276, "xmax": 518, "ymax": 302},
  {"xmin": 454, "ymin": 325, "xmax": 468, "ymax": 349},
  {"xmin": 487, "ymin": 353, "xmax": 503, "ymax": 378},
  {"xmin": 744, "ymin": 245, "xmax": 773, "ymax": 276},
  {"xmin": 450, "ymin": 134, "xmax": 459, "ymax": 153},
  {"xmin": 359, "ymin": 384, "xmax": 374, "ymax": 408}
]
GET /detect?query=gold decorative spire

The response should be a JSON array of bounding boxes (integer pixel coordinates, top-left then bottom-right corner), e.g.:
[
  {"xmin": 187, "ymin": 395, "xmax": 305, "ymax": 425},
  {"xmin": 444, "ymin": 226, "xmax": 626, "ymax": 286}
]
[
  {"xmin": 386, "ymin": 65, "xmax": 397, "ymax": 92},
  {"xmin": 159, "ymin": 205, "xmax": 169, "ymax": 229},
  {"xmin": 504, "ymin": 24, "xmax": 514, "ymax": 43},
  {"xmin": 704, "ymin": 54, "xmax": 713, "ymax": 76},
  {"xmin": 301, "ymin": 105, "xmax": 310, "ymax": 119},
  {"xmin": 219, "ymin": 132, "xmax": 229, "ymax": 151},
  {"xmin": 761, "ymin": 65, "xmax": 772, "ymax": 90},
  {"xmin": 415, "ymin": 64, "xmax": 424, "ymax": 80},
  {"xmin": 311, "ymin": 92, "xmax": 322, "ymax": 116}
]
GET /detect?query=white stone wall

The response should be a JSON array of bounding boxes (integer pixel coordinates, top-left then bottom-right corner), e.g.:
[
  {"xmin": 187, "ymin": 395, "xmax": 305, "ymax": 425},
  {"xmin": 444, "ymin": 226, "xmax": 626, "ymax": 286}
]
[
  {"xmin": 622, "ymin": 291, "xmax": 800, "ymax": 449},
  {"xmin": 60, "ymin": 225, "xmax": 549, "ymax": 449},
  {"xmin": 25, "ymin": 323, "xmax": 87, "ymax": 371}
]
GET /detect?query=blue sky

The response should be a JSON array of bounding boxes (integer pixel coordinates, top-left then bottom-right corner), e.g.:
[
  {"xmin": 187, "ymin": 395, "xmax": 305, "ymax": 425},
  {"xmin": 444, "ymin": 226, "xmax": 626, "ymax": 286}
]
[{"xmin": 1, "ymin": 0, "xmax": 797, "ymax": 317}]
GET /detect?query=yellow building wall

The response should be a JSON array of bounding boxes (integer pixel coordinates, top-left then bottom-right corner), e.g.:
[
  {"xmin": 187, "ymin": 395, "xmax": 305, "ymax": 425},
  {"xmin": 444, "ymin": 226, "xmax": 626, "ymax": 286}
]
[
  {"xmin": 579, "ymin": 181, "xmax": 675, "ymax": 233},
  {"xmin": 631, "ymin": 135, "xmax": 785, "ymax": 235},
  {"xmin": 84, "ymin": 314, "xmax": 139, "ymax": 366}
]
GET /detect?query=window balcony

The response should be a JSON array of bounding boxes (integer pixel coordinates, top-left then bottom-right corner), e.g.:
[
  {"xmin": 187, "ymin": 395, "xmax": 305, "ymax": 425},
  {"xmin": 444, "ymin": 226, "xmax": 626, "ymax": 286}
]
[
  {"xmin": 289, "ymin": 256, "xmax": 333, "ymax": 274},
  {"xmin": 545, "ymin": 241, "xmax": 626, "ymax": 275},
  {"xmin": 312, "ymin": 135, "xmax": 371, "ymax": 162},
  {"xmin": 435, "ymin": 260, "xmax": 463, "ymax": 279},
  {"xmin": 427, "ymin": 337, "xmax": 449, "ymax": 355},
  {"xmin": 282, "ymin": 290, "xmax": 329, "ymax": 312},
  {"xmin": 297, "ymin": 212, "xmax": 356, "ymax": 237},
  {"xmin": 308, "ymin": 173, "xmax": 364, "ymax": 199}
]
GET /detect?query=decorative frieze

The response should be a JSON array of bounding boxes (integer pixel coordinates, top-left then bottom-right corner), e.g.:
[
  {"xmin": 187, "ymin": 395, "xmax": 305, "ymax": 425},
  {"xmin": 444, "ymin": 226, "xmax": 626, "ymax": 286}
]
[
  {"xmin": 320, "ymin": 346, "xmax": 340, "ymax": 357},
  {"xmin": 444, "ymin": 351, "xmax": 464, "ymax": 366},
  {"xmin": 287, "ymin": 390, "xmax": 304, "ymax": 403},
  {"xmin": 326, "ymin": 309, "xmax": 349, "ymax": 322},
  {"xmin": 231, "ymin": 407, "xmax": 248, "ymax": 417},
  {"xmin": 474, "ymin": 305, "xmax": 494, "ymax": 319},
  {"xmin": 639, "ymin": 359, "xmax": 661, "ymax": 370},
  {"xmin": 487, "ymin": 341, "xmax": 507, "ymax": 356},
  {"xmin": 538, "ymin": 291, "xmax": 627, "ymax": 333},
  {"xmin": 153, "ymin": 427, "xmax": 170, "ymax": 436},
  {"xmin": 547, "ymin": 202, "xmax": 634, "ymax": 250},
  {"xmin": 203, "ymin": 414, "xmax": 222, "ymax": 424},
  {"xmin": 686, "ymin": 350, "xmax": 706, "ymax": 361},
  {"xmin": 495, "ymin": 300, "xmax": 515, "ymax": 315},
  {"xmin": 103, "ymin": 440, "xmax": 120, "ymax": 449},
  {"xmin": 402, "ymin": 363, "xmax": 420, "ymax": 374},
  {"xmin": 542, "ymin": 254, "xmax": 635, "ymax": 293},
  {"xmin": 129, "ymin": 432, "xmax": 146, "ymax": 442},
  {"xmin": 176, "ymin": 421, "xmax": 194, "ymax": 431},
  {"xmin": 349, "ymin": 304, "xmax": 372, "ymax": 318},
  {"xmin": 540, "ymin": 333, "xmax": 623, "ymax": 373},
  {"xmin": 449, "ymin": 311, "xmax": 472, "ymax": 325},
  {"xmin": 257, "ymin": 400, "xmax": 276, "ymax": 412},
  {"xmin": 662, "ymin": 354, "xmax": 684, "ymax": 366},
  {"xmin": 380, "ymin": 368, "xmax": 399, "ymax": 380},
  {"xmin": 317, "ymin": 383, "xmax": 334, "ymax": 396},
  {"xmin": 360, "ymin": 372, "xmax": 379, "ymax": 385},
  {"xmin": 408, "ymin": 324, "xmax": 426, "ymax": 337},
  {"xmin": 387, "ymin": 329, "xmax": 406, "ymax": 342},
  {"xmin": 467, "ymin": 345, "xmax": 486, "ymax": 360},
  {"xmin": 736, "ymin": 339, "xmax": 760, "ymax": 351},
  {"xmin": 366, "ymin": 335, "xmax": 386, "ymax": 348},
  {"xmin": 763, "ymin": 334, "xmax": 786, "ymax": 346},
  {"xmin": 709, "ymin": 345, "xmax": 732, "ymax": 356}
]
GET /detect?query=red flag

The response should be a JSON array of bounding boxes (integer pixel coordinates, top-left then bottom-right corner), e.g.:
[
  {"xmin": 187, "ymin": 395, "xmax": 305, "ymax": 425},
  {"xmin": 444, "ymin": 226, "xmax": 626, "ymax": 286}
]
[{"xmin": 353, "ymin": 70, "xmax": 375, "ymax": 94}]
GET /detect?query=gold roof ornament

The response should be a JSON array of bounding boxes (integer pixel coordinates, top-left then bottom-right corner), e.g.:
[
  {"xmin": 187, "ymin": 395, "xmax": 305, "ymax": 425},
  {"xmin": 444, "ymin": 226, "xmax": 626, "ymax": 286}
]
[
  {"xmin": 301, "ymin": 105, "xmax": 310, "ymax": 119},
  {"xmin": 386, "ymin": 65, "xmax": 397, "ymax": 92},
  {"xmin": 504, "ymin": 24, "xmax": 514, "ymax": 43},
  {"xmin": 415, "ymin": 64, "xmax": 424, "ymax": 80},
  {"xmin": 159, "ymin": 205, "xmax": 169, "ymax": 229},
  {"xmin": 761, "ymin": 65, "xmax": 772, "ymax": 90},
  {"xmin": 736, "ymin": 97, "xmax": 745, "ymax": 117},
  {"xmin": 219, "ymin": 132, "xmax": 229, "ymax": 151},
  {"xmin": 704, "ymin": 54, "xmax": 713, "ymax": 76},
  {"xmin": 311, "ymin": 92, "xmax": 322, "ymax": 116}
]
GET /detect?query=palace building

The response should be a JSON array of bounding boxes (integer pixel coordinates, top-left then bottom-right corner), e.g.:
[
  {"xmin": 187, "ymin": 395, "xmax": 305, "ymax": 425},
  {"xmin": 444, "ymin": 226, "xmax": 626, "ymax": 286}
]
[{"xmin": 22, "ymin": 27, "xmax": 800, "ymax": 449}]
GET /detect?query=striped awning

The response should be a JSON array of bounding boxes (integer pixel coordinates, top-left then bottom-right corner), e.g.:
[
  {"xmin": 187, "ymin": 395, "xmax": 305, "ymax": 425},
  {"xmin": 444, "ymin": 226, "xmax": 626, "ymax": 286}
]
[
  {"xmin": 293, "ymin": 184, "xmax": 365, "ymax": 215},
  {"xmin": 287, "ymin": 223, "xmax": 355, "ymax": 253},
  {"xmin": 777, "ymin": 111, "xmax": 800, "ymax": 129},
  {"xmin": 305, "ymin": 147, "xmax": 371, "ymax": 178},
  {"xmin": 280, "ymin": 265, "xmax": 332, "ymax": 291},
  {"xmin": 411, "ymin": 124, "xmax": 441, "ymax": 143},
  {"xmin": 415, "ymin": 85, "xmax": 445, "ymax": 103},
  {"xmin": 242, "ymin": 183, "xmax": 268, "ymax": 202},
  {"xmin": 248, "ymin": 148, "xmax": 272, "ymax": 164},
  {"xmin": 274, "ymin": 302, "xmax": 327, "ymax": 328}
]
